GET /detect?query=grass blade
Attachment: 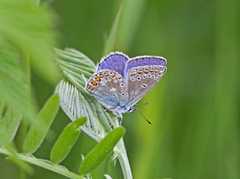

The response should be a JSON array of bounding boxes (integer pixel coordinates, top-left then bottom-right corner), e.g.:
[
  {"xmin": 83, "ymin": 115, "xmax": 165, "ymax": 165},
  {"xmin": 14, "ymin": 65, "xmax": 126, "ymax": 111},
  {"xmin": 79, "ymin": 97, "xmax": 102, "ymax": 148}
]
[
  {"xmin": 115, "ymin": 0, "xmax": 148, "ymax": 51},
  {"xmin": 102, "ymin": 5, "xmax": 123, "ymax": 56}
]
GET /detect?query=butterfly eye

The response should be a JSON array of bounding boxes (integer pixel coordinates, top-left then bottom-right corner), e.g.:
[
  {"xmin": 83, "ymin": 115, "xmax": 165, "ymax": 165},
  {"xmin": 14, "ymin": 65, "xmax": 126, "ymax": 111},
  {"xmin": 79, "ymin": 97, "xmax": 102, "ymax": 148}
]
[{"xmin": 127, "ymin": 107, "xmax": 136, "ymax": 113}]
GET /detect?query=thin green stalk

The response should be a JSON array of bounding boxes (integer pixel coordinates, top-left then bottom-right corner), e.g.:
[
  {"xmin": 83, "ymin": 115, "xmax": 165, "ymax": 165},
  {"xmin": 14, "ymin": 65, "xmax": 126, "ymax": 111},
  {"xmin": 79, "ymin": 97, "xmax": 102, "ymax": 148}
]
[
  {"xmin": 18, "ymin": 53, "xmax": 31, "ymax": 179},
  {"xmin": 19, "ymin": 168, "xmax": 26, "ymax": 179},
  {"xmin": 0, "ymin": 147, "xmax": 85, "ymax": 179},
  {"xmin": 117, "ymin": 138, "xmax": 132, "ymax": 179},
  {"xmin": 102, "ymin": 5, "xmax": 122, "ymax": 56}
]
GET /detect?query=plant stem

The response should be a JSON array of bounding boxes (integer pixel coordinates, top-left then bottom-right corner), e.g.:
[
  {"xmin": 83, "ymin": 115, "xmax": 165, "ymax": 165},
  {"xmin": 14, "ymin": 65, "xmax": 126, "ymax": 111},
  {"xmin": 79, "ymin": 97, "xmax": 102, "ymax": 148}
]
[
  {"xmin": 17, "ymin": 53, "xmax": 31, "ymax": 179},
  {"xmin": 117, "ymin": 138, "xmax": 133, "ymax": 179},
  {"xmin": 0, "ymin": 147, "xmax": 85, "ymax": 179}
]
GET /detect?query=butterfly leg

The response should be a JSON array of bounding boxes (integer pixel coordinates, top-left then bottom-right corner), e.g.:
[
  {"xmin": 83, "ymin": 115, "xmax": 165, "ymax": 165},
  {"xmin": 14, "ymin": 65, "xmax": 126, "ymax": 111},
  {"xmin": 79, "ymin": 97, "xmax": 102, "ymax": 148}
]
[
  {"xmin": 116, "ymin": 113, "xmax": 123, "ymax": 126},
  {"xmin": 96, "ymin": 107, "xmax": 109, "ymax": 113},
  {"xmin": 119, "ymin": 116, "xmax": 123, "ymax": 126},
  {"xmin": 87, "ymin": 100, "xmax": 114, "ymax": 114},
  {"xmin": 109, "ymin": 113, "xmax": 123, "ymax": 127},
  {"xmin": 109, "ymin": 116, "xmax": 118, "ymax": 129}
]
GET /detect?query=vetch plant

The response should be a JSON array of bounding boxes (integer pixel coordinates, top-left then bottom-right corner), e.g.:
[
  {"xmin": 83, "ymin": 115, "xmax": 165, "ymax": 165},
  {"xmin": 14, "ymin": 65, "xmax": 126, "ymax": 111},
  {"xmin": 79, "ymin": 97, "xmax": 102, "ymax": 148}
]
[
  {"xmin": 0, "ymin": 2, "xmax": 133, "ymax": 179},
  {"xmin": 54, "ymin": 48, "xmax": 132, "ymax": 179}
]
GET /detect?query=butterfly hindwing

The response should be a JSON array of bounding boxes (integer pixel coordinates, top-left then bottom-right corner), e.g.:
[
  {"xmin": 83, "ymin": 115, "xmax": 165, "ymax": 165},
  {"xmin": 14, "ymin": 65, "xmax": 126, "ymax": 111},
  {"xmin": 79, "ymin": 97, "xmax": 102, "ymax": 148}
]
[
  {"xmin": 125, "ymin": 56, "xmax": 167, "ymax": 106},
  {"xmin": 85, "ymin": 70, "xmax": 128, "ymax": 109}
]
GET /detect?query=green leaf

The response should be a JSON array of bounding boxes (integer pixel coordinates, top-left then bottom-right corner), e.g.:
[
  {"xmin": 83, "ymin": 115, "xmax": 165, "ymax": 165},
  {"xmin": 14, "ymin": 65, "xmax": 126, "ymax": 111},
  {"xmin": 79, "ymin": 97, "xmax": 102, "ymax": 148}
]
[
  {"xmin": 2, "ymin": 106, "xmax": 22, "ymax": 143},
  {"xmin": 0, "ymin": 0, "xmax": 61, "ymax": 84},
  {"xmin": 55, "ymin": 48, "xmax": 96, "ymax": 79},
  {"xmin": 23, "ymin": 94, "xmax": 60, "ymax": 154},
  {"xmin": 50, "ymin": 117, "xmax": 87, "ymax": 164},
  {"xmin": 55, "ymin": 80, "xmax": 114, "ymax": 142},
  {"xmin": 0, "ymin": 41, "xmax": 36, "ymax": 122},
  {"xmin": 102, "ymin": 5, "xmax": 123, "ymax": 56},
  {"xmin": 79, "ymin": 127, "xmax": 126, "ymax": 175}
]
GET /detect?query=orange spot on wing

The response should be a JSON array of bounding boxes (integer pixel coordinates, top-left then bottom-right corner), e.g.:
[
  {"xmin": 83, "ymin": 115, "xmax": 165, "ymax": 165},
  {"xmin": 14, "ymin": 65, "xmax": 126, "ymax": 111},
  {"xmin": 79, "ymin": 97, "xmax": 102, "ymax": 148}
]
[
  {"xmin": 91, "ymin": 82, "xmax": 97, "ymax": 86},
  {"xmin": 94, "ymin": 77, "xmax": 101, "ymax": 81},
  {"xmin": 104, "ymin": 74, "xmax": 109, "ymax": 76},
  {"xmin": 111, "ymin": 74, "xmax": 115, "ymax": 77},
  {"xmin": 88, "ymin": 87, "xmax": 94, "ymax": 92},
  {"xmin": 138, "ymin": 71, "xmax": 142, "ymax": 74},
  {"xmin": 144, "ymin": 70, "xmax": 149, "ymax": 73}
]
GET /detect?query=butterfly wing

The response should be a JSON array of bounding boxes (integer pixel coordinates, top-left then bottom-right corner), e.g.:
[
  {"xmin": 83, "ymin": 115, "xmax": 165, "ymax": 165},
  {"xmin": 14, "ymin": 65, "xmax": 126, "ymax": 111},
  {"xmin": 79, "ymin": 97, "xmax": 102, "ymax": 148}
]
[
  {"xmin": 97, "ymin": 52, "xmax": 129, "ymax": 78},
  {"xmin": 85, "ymin": 69, "xmax": 128, "ymax": 109},
  {"xmin": 125, "ymin": 56, "xmax": 167, "ymax": 107}
]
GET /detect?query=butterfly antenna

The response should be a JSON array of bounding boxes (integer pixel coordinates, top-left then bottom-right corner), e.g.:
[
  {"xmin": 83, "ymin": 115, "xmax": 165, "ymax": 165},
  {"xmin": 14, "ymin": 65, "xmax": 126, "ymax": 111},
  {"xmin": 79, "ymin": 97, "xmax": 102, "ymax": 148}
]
[
  {"xmin": 135, "ymin": 102, "xmax": 150, "ymax": 106},
  {"xmin": 134, "ymin": 107, "xmax": 152, "ymax": 125}
]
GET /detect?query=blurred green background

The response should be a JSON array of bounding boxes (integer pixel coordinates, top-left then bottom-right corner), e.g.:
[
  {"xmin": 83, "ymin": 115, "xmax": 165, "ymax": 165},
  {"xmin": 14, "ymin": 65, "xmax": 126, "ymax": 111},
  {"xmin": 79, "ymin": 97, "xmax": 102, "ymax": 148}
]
[{"xmin": 0, "ymin": 0, "xmax": 239, "ymax": 179}]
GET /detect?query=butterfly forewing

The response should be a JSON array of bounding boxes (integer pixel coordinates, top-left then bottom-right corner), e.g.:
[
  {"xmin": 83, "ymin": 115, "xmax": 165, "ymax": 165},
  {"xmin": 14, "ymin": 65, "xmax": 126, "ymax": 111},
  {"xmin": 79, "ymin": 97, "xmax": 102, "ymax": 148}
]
[
  {"xmin": 126, "ymin": 59, "xmax": 167, "ymax": 106},
  {"xmin": 85, "ymin": 70, "xmax": 128, "ymax": 109}
]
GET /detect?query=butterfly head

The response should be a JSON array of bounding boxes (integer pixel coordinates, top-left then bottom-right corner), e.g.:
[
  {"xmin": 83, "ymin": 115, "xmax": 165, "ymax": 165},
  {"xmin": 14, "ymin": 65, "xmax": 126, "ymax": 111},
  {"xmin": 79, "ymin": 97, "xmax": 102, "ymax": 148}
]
[{"xmin": 127, "ymin": 106, "xmax": 136, "ymax": 113}]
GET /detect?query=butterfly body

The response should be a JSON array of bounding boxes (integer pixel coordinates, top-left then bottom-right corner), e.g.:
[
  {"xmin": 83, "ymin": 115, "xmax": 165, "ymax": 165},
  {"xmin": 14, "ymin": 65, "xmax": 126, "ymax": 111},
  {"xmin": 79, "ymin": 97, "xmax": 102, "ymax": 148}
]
[{"xmin": 85, "ymin": 52, "xmax": 167, "ymax": 119}]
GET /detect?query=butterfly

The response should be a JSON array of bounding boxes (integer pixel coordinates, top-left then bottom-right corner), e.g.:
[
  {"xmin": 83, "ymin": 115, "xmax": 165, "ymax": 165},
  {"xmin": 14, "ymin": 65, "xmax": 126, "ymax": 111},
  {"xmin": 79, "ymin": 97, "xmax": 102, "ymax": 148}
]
[{"xmin": 85, "ymin": 52, "xmax": 167, "ymax": 123}]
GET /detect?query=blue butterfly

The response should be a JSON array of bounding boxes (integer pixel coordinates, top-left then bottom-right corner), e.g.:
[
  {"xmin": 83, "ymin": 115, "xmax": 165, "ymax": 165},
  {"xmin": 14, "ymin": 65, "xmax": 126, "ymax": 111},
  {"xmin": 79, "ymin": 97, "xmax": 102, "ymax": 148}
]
[{"xmin": 85, "ymin": 52, "xmax": 167, "ymax": 122}]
